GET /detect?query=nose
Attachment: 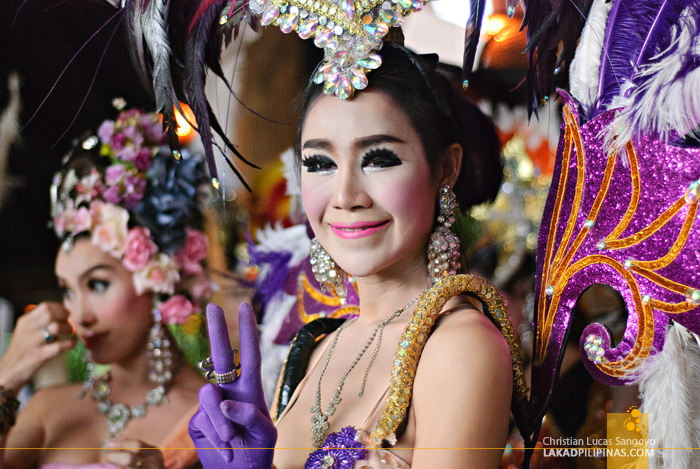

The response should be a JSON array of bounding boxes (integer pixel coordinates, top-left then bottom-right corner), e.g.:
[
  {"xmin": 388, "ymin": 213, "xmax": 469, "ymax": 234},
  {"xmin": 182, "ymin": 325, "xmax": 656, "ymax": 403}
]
[
  {"xmin": 68, "ymin": 293, "xmax": 97, "ymax": 329},
  {"xmin": 331, "ymin": 166, "xmax": 371, "ymax": 210}
]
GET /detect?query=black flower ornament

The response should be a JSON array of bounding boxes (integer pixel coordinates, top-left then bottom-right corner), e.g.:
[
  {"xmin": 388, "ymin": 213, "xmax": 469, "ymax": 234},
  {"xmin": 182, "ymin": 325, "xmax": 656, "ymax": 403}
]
[{"xmin": 134, "ymin": 150, "xmax": 207, "ymax": 254}]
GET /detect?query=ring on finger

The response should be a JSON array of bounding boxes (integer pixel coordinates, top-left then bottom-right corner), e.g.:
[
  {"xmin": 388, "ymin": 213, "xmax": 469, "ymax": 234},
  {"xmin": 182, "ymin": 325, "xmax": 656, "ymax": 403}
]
[
  {"xmin": 199, "ymin": 353, "xmax": 240, "ymax": 384},
  {"xmin": 133, "ymin": 454, "xmax": 143, "ymax": 469},
  {"xmin": 43, "ymin": 327, "xmax": 55, "ymax": 344}
]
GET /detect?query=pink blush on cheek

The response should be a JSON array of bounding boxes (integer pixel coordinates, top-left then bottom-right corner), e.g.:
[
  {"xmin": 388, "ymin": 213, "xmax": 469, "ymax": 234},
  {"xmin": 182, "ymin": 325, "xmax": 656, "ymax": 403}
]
[{"xmin": 301, "ymin": 185, "xmax": 328, "ymax": 232}]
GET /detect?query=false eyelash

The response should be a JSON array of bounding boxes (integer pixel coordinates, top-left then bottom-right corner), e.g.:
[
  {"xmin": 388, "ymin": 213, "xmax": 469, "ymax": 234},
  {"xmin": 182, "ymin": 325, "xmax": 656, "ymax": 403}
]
[
  {"xmin": 361, "ymin": 148, "xmax": 402, "ymax": 171},
  {"xmin": 301, "ymin": 154, "xmax": 337, "ymax": 174}
]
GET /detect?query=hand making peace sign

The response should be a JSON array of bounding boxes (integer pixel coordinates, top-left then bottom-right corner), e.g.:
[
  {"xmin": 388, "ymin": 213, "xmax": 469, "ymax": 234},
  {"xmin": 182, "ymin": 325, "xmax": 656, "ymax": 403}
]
[{"xmin": 189, "ymin": 303, "xmax": 277, "ymax": 469}]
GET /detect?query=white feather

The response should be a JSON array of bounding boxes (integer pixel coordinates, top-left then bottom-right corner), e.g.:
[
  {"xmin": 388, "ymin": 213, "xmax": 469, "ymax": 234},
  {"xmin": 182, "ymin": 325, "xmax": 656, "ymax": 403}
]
[
  {"xmin": 0, "ymin": 72, "xmax": 21, "ymax": 212},
  {"xmin": 254, "ymin": 223, "xmax": 311, "ymax": 407},
  {"xmin": 569, "ymin": 0, "xmax": 612, "ymax": 111},
  {"xmin": 259, "ymin": 293, "xmax": 297, "ymax": 408},
  {"xmin": 280, "ymin": 147, "xmax": 304, "ymax": 223},
  {"xmin": 636, "ymin": 322, "xmax": 700, "ymax": 469},
  {"xmin": 606, "ymin": 12, "xmax": 700, "ymax": 153},
  {"xmin": 255, "ymin": 223, "xmax": 310, "ymax": 267}
]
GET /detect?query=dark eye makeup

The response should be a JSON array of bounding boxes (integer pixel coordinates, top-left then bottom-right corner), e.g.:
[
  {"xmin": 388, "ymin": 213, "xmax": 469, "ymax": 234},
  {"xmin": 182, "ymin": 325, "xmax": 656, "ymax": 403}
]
[
  {"xmin": 301, "ymin": 148, "xmax": 402, "ymax": 174},
  {"xmin": 361, "ymin": 148, "xmax": 402, "ymax": 171},
  {"xmin": 301, "ymin": 155, "xmax": 337, "ymax": 174}
]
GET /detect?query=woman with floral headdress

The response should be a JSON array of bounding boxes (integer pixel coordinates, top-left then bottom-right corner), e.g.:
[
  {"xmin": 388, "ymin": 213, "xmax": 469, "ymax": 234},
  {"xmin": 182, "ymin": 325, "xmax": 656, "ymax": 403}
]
[
  {"xmin": 189, "ymin": 43, "xmax": 527, "ymax": 469},
  {"xmin": 0, "ymin": 108, "xmax": 212, "ymax": 469}
]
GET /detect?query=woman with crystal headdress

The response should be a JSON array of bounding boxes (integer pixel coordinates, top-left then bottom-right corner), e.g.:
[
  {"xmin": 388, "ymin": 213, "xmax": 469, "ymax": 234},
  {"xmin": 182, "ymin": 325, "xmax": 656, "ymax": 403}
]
[
  {"xmin": 0, "ymin": 108, "xmax": 211, "ymax": 468},
  {"xmin": 188, "ymin": 39, "xmax": 528, "ymax": 467}
]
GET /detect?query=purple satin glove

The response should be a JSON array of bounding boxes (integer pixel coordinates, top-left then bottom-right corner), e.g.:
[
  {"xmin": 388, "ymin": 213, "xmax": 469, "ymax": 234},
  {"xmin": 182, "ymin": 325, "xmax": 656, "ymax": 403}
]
[{"xmin": 189, "ymin": 303, "xmax": 277, "ymax": 469}]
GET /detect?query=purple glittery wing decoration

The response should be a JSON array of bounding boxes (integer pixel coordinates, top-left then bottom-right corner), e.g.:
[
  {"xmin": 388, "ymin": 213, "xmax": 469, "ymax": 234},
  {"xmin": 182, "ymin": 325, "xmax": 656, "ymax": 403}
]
[
  {"xmin": 529, "ymin": 90, "xmax": 700, "ymax": 424},
  {"xmin": 305, "ymin": 426, "xmax": 367, "ymax": 469},
  {"xmin": 274, "ymin": 259, "xmax": 359, "ymax": 344}
]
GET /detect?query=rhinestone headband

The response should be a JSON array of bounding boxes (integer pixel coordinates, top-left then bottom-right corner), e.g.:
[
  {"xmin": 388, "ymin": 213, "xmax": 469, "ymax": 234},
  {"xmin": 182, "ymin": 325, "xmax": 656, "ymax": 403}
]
[{"xmin": 244, "ymin": 0, "xmax": 432, "ymax": 98}]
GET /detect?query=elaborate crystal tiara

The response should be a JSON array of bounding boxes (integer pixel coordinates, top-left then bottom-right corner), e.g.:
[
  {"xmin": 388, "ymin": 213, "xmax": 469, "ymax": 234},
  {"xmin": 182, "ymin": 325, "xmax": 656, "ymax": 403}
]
[{"xmin": 245, "ymin": 0, "xmax": 431, "ymax": 98}]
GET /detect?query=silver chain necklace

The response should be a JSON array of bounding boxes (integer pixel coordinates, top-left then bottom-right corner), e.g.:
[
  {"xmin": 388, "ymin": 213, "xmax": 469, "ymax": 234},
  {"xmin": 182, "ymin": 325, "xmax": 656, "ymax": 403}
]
[{"xmin": 309, "ymin": 290, "xmax": 426, "ymax": 448}]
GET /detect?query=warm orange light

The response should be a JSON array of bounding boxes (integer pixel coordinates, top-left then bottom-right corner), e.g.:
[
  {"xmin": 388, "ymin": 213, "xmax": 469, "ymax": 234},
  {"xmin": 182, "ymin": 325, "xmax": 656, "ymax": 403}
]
[
  {"xmin": 175, "ymin": 103, "xmax": 196, "ymax": 144},
  {"xmin": 485, "ymin": 14, "xmax": 508, "ymax": 36}
]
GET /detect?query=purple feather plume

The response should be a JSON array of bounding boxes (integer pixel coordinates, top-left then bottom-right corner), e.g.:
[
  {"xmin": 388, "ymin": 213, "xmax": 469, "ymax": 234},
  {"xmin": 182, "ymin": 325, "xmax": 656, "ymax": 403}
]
[
  {"xmin": 592, "ymin": 0, "xmax": 685, "ymax": 117},
  {"xmin": 606, "ymin": 2, "xmax": 700, "ymax": 148},
  {"xmin": 636, "ymin": 0, "xmax": 689, "ymax": 67}
]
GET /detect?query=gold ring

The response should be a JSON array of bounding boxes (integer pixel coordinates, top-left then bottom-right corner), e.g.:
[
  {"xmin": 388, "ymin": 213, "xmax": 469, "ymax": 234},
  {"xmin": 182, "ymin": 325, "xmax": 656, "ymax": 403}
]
[{"xmin": 133, "ymin": 454, "xmax": 143, "ymax": 469}]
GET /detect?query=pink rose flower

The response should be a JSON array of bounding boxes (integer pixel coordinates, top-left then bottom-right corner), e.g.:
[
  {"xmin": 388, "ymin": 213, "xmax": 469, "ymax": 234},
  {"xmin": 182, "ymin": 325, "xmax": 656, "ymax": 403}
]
[
  {"xmin": 123, "ymin": 227, "xmax": 158, "ymax": 271},
  {"xmin": 105, "ymin": 165, "xmax": 126, "ymax": 185},
  {"xmin": 133, "ymin": 148, "xmax": 152, "ymax": 171},
  {"xmin": 73, "ymin": 207, "xmax": 93, "ymax": 233},
  {"xmin": 115, "ymin": 146, "xmax": 136, "ymax": 162},
  {"xmin": 132, "ymin": 253, "xmax": 180, "ymax": 294},
  {"xmin": 144, "ymin": 117, "xmax": 165, "ymax": 143},
  {"xmin": 74, "ymin": 169, "xmax": 103, "ymax": 206},
  {"xmin": 110, "ymin": 133, "xmax": 126, "ymax": 151},
  {"xmin": 159, "ymin": 295, "xmax": 195, "ymax": 325},
  {"xmin": 174, "ymin": 228, "xmax": 208, "ymax": 275},
  {"xmin": 183, "ymin": 273, "xmax": 219, "ymax": 301},
  {"xmin": 102, "ymin": 185, "xmax": 122, "ymax": 204},
  {"xmin": 122, "ymin": 125, "xmax": 138, "ymax": 140},
  {"xmin": 91, "ymin": 202, "xmax": 129, "ymax": 257},
  {"xmin": 98, "ymin": 120, "xmax": 115, "ymax": 144}
]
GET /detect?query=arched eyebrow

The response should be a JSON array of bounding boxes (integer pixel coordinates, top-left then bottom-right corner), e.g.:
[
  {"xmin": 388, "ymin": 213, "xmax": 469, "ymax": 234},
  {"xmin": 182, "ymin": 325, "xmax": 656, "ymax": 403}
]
[
  {"xmin": 55, "ymin": 264, "xmax": 114, "ymax": 287},
  {"xmin": 79, "ymin": 264, "xmax": 114, "ymax": 282},
  {"xmin": 302, "ymin": 139, "xmax": 333, "ymax": 151},
  {"xmin": 302, "ymin": 134, "xmax": 405, "ymax": 152},
  {"xmin": 354, "ymin": 134, "xmax": 405, "ymax": 149}
]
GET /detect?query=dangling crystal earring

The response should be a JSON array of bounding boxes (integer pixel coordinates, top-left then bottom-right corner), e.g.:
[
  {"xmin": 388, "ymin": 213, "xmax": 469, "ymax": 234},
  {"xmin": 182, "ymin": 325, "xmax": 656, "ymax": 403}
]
[
  {"xmin": 428, "ymin": 185, "xmax": 461, "ymax": 284},
  {"xmin": 309, "ymin": 238, "xmax": 347, "ymax": 299},
  {"xmin": 146, "ymin": 309, "xmax": 172, "ymax": 404}
]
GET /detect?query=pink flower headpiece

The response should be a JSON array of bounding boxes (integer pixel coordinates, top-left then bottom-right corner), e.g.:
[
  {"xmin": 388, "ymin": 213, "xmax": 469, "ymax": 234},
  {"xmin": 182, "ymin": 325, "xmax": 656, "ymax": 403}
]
[{"xmin": 50, "ymin": 108, "xmax": 216, "ymax": 324}]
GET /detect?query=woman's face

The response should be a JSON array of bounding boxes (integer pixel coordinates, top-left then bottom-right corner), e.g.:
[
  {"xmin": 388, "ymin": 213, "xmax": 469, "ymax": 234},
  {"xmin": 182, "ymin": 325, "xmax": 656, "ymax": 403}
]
[
  {"xmin": 300, "ymin": 90, "xmax": 440, "ymax": 280},
  {"xmin": 55, "ymin": 237, "xmax": 153, "ymax": 364}
]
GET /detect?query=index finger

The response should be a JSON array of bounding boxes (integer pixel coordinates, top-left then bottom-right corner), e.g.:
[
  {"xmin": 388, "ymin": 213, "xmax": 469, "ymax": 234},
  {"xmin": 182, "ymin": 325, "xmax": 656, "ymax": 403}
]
[{"xmin": 206, "ymin": 303, "xmax": 236, "ymax": 384}]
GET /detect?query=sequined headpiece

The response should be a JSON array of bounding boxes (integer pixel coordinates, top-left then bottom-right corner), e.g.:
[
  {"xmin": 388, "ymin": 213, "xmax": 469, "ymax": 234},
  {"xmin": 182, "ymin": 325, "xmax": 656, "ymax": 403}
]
[
  {"xmin": 51, "ymin": 107, "xmax": 215, "ymax": 325},
  {"xmin": 247, "ymin": 0, "xmax": 428, "ymax": 98}
]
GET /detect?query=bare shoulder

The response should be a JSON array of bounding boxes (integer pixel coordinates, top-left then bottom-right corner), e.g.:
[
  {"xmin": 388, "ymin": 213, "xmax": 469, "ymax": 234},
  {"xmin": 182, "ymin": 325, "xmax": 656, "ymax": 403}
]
[
  {"xmin": 7, "ymin": 383, "xmax": 83, "ymax": 449},
  {"xmin": 407, "ymin": 301, "xmax": 513, "ymax": 466},
  {"xmin": 421, "ymin": 301, "xmax": 512, "ymax": 375},
  {"xmin": 26, "ymin": 382, "xmax": 83, "ymax": 410}
]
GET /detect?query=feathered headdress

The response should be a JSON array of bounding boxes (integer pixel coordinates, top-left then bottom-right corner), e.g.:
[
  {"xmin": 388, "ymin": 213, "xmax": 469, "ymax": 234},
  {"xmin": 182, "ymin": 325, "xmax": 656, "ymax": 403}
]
[{"xmin": 103, "ymin": 0, "xmax": 504, "ymax": 189}]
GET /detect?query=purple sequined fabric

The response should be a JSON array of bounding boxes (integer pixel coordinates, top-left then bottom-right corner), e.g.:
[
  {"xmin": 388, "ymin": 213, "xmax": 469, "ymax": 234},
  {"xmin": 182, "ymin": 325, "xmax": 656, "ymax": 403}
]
[
  {"xmin": 305, "ymin": 426, "xmax": 367, "ymax": 469},
  {"xmin": 529, "ymin": 91, "xmax": 700, "ymax": 418}
]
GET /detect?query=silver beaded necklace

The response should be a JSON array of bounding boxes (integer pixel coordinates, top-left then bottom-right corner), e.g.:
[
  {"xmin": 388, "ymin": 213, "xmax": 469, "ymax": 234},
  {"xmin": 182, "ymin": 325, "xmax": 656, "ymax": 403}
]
[
  {"xmin": 309, "ymin": 290, "xmax": 426, "ymax": 448},
  {"xmin": 78, "ymin": 311, "xmax": 174, "ymax": 439}
]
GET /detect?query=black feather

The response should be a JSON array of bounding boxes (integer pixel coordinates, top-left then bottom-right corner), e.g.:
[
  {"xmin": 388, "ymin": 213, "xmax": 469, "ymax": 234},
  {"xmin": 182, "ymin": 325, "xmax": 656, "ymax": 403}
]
[
  {"xmin": 462, "ymin": 0, "xmax": 487, "ymax": 86},
  {"xmin": 520, "ymin": 0, "xmax": 594, "ymax": 117}
]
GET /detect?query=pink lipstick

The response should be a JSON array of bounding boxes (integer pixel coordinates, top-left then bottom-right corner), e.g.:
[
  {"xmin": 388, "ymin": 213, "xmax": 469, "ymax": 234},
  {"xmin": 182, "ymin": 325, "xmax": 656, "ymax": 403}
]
[{"xmin": 329, "ymin": 220, "xmax": 390, "ymax": 239}]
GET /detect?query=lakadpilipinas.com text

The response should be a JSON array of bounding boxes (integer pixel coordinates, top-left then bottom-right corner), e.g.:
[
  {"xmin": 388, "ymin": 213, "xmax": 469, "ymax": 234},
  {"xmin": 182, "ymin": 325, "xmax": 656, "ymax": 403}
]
[{"xmin": 541, "ymin": 437, "xmax": 655, "ymax": 458}]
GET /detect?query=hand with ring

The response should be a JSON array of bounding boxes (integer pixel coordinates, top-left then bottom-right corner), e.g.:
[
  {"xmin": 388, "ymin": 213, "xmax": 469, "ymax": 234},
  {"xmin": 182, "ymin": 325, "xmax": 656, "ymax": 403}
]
[
  {"xmin": 0, "ymin": 302, "xmax": 76, "ymax": 393},
  {"xmin": 102, "ymin": 436, "xmax": 164, "ymax": 468},
  {"xmin": 189, "ymin": 303, "xmax": 277, "ymax": 469}
]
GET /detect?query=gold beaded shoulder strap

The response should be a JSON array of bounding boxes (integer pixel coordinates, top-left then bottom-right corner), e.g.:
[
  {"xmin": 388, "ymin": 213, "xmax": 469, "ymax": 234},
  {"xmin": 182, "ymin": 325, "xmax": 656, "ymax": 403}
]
[{"xmin": 370, "ymin": 274, "xmax": 528, "ymax": 447}]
